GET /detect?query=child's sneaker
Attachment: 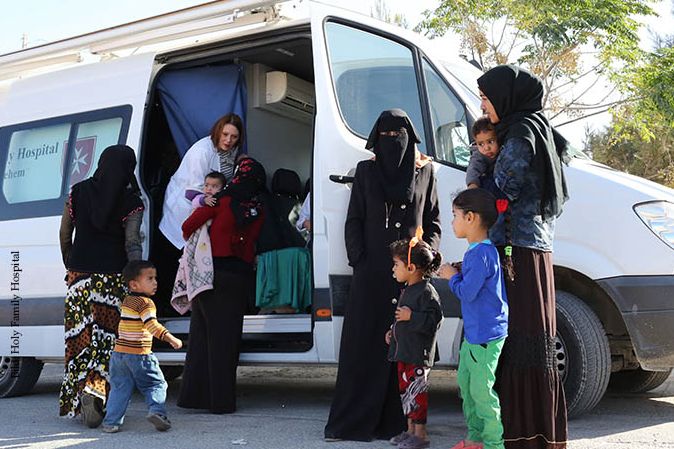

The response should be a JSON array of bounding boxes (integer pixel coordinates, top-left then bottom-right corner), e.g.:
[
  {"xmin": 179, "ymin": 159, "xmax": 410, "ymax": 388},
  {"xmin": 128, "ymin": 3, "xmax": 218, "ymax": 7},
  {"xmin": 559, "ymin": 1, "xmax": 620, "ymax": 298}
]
[
  {"xmin": 389, "ymin": 431, "xmax": 412, "ymax": 445},
  {"xmin": 398, "ymin": 434, "xmax": 430, "ymax": 449},
  {"xmin": 147, "ymin": 413, "xmax": 171, "ymax": 431},
  {"xmin": 101, "ymin": 425, "xmax": 120, "ymax": 433}
]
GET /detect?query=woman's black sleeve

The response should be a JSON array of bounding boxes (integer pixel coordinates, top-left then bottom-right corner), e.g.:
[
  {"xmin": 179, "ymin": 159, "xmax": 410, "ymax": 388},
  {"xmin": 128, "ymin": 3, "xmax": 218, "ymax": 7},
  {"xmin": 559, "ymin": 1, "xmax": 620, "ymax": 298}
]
[
  {"xmin": 344, "ymin": 163, "xmax": 367, "ymax": 267},
  {"xmin": 422, "ymin": 168, "xmax": 442, "ymax": 250},
  {"xmin": 59, "ymin": 200, "xmax": 74, "ymax": 268},
  {"xmin": 123, "ymin": 211, "xmax": 143, "ymax": 261}
]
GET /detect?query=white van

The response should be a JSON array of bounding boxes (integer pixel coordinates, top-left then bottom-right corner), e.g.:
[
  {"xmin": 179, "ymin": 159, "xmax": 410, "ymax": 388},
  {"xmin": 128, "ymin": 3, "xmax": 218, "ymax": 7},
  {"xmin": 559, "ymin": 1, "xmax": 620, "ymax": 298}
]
[{"xmin": 1, "ymin": 0, "xmax": 673, "ymax": 418}]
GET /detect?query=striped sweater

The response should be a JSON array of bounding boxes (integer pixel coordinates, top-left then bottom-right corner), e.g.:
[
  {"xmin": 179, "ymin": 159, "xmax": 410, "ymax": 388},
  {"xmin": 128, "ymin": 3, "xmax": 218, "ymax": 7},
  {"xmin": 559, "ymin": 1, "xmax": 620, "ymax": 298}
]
[{"xmin": 114, "ymin": 294, "xmax": 169, "ymax": 355}]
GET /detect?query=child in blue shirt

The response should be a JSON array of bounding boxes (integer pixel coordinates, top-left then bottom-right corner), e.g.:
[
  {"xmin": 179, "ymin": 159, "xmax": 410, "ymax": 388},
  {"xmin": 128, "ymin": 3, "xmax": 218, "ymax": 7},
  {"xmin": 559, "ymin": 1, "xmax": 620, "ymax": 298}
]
[{"xmin": 438, "ymin": 188, "xmax": 508, "ymax": 449}]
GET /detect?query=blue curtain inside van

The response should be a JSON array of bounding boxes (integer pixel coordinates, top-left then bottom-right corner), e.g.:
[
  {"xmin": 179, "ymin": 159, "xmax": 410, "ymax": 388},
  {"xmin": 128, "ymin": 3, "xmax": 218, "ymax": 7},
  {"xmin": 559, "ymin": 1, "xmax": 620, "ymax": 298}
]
[{"xmin": 157, "ymin": 64, "xmax": 247, "ymax": 157}]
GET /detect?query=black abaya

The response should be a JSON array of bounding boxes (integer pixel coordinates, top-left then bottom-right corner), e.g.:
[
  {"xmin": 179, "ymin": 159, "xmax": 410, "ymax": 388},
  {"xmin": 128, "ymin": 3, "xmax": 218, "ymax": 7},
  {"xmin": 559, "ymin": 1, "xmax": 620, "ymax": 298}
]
[{"xmin": 324, "ymin": 159, "xmax": 440, "ymax": 441}]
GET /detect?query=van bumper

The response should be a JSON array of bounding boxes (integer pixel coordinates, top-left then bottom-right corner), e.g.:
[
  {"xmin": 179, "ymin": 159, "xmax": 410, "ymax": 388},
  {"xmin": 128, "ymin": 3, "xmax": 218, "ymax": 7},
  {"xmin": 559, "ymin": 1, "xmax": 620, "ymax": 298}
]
[{"xmin": 598, "ymin": 275, "xmax": 674, "ymax": 371}]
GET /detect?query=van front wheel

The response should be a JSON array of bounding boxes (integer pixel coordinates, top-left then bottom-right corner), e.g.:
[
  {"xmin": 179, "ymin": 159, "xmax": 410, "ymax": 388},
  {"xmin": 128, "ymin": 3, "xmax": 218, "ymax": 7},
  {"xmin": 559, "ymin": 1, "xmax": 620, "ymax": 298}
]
[
  {"xmin": 555, "ymin": 291, "xmax": 611, "ymax": 418},
  {"xmin": 0, "ymin": 356, "xmax": 44, "ymax": 398}
]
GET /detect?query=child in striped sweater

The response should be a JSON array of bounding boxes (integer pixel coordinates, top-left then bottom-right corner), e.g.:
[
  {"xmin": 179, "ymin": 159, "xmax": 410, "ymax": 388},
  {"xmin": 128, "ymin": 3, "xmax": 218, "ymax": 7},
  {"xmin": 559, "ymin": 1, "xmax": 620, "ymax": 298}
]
[{"xmin": 102, "ymin": 260, "xmax": 182, "ymax": 433}]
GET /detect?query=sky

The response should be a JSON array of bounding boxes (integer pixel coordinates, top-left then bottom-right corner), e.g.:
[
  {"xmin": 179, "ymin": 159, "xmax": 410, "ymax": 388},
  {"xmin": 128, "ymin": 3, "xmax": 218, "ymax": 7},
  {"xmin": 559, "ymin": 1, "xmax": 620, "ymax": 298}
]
[{"xmin": 1, "ymin": 0, "xmax": 672, "ymax": 147}]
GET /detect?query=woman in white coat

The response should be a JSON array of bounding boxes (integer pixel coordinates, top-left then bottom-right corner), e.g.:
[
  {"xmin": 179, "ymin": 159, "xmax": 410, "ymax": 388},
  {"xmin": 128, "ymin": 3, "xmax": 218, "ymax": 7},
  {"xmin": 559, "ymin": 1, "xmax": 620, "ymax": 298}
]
[{"xmin": 160, "ymin": 113, "xmax": 244, "ymax": 249}]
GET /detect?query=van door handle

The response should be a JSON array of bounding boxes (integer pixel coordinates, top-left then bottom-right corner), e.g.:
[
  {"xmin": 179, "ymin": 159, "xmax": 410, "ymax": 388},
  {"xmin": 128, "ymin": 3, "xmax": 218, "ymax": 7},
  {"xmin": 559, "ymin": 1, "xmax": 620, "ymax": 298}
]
[{"xmin": 329, "ymin": 174, "xmax": 355, "ymax": 184}]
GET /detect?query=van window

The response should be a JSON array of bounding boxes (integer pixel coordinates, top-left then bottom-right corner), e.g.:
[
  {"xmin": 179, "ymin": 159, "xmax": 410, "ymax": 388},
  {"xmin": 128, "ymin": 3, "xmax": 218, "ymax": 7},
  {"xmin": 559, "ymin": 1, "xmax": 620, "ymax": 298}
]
[
  {"xmin": 69, "ymin": 117, "xmax": 124, "ymax": 187},
  {"xmin": 4, "ymin": 123, "xmax": 71, "ymax": 204},
  {"xmin": 324, "ymin": 22, "xmax": 426, "ymax": 153},
  {"xmin": 0, "ymin": 106, "xmax": 131, "ymax": 220},
  {"xmin": 422, "ymin": 59, "xmax": 471, "ymax": 166}
]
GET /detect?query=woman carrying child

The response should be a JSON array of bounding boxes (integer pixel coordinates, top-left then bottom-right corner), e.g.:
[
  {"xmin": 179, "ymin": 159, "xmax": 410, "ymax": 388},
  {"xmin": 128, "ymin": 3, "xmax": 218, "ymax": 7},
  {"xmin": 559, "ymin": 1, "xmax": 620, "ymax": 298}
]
[
  {"xmin": 478, "ymin": 65, "xmax": 569, "ymax": 449},
  {"xmin": 177, "ymin": 156, "xmax": 266, "ymax": 414},
  {"xmin": 386, "ymin": 231, "xmax": 444, "ymax": 449}
]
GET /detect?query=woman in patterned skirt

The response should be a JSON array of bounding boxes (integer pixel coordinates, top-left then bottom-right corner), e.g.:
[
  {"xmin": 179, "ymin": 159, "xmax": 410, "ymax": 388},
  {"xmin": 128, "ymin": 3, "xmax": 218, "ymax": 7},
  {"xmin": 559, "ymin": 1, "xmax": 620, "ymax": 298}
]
[{"xmin": 58, "ymin": 145, "xmax": 144, "ymax": 427}]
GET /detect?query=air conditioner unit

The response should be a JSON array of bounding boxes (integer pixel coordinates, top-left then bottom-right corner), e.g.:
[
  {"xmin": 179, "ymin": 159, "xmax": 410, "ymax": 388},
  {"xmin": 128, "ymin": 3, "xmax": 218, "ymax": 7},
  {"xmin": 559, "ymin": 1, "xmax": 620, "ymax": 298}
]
[{"xmin": 254, "ymin": 65, "xmax": 315, "ymax": 124}]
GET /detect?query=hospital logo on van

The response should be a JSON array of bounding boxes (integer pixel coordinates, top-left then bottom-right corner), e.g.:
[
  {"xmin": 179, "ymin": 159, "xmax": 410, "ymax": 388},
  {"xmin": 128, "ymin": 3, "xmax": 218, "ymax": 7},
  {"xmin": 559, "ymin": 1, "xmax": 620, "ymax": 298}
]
[{"xmin": 64, "ymin": 136, "xmax": 97, "ymax": 185}]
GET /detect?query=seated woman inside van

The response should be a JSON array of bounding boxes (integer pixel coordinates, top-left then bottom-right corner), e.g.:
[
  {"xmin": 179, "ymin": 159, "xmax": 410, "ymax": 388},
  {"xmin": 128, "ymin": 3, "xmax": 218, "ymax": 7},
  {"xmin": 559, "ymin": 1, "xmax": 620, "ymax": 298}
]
[{"xmin": 159, "ymin": 112, "xmax": 244, "ymax": 250}]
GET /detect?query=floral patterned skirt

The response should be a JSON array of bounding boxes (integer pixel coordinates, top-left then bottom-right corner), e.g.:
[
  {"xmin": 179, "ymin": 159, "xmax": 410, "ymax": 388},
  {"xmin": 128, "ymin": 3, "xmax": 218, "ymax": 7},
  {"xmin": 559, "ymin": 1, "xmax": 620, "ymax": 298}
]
[{"xmin": 59, "ymin": 272, "xmax": 124, "ymax": 418}]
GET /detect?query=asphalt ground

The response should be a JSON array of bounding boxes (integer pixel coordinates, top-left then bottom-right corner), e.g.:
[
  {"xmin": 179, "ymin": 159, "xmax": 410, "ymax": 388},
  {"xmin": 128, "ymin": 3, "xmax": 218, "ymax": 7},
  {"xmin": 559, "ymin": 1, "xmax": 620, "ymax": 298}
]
[{"xmin": 1, "ymin": 364, "xmax": 673, "ymax": 448}]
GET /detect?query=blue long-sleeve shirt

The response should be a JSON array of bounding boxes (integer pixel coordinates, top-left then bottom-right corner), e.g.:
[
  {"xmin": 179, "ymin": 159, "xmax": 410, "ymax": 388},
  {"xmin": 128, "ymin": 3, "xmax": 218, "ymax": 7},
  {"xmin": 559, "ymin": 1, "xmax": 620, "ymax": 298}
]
[{"xmin": 449, "ymin": 240, "xmax": 508, "ymax": 345}]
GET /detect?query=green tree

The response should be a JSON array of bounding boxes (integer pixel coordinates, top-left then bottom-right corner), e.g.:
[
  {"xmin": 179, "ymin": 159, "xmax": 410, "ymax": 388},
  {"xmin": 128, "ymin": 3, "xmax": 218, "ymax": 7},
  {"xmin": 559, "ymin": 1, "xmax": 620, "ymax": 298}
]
[
  {"xmin": 418, "ymin": 0, "xmax": 654, "ymax": 121},
  {"xmin": 371, "ymin": 0, "xmax": 409, "ymax": 29},
  {"xmin": 589, "ymin": 37, "xmax": 674, "ymax": 188}
]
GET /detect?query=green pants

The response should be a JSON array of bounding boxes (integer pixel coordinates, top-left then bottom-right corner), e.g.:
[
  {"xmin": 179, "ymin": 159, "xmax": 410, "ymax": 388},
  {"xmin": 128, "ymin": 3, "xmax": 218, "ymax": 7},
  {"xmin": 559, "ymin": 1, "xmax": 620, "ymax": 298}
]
[{"xmin": 457, "ymin": 338, "xmax": 505, "ymax": 449}]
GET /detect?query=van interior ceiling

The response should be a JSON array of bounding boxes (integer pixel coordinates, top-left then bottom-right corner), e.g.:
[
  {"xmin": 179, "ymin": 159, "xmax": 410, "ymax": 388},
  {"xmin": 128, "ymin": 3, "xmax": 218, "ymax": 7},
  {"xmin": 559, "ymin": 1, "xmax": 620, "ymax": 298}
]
[{"xmin": 141, "ymin": 38, "xmax": 315, "ymax": 351}]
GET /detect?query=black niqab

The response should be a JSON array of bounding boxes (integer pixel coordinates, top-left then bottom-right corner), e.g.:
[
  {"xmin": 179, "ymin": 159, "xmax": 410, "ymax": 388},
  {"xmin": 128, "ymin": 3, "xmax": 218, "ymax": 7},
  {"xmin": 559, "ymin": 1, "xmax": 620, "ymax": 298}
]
[
  {"xmin": 76, "ymin": 145, "xmax": 143, "ymax": 232},
  {"xmin": 365, "ymin": 109, "xmax": 421, "ymax": 203},
  {"xmin": 478, "ymin": 65, "xmax": 568, "ymax": 218}
]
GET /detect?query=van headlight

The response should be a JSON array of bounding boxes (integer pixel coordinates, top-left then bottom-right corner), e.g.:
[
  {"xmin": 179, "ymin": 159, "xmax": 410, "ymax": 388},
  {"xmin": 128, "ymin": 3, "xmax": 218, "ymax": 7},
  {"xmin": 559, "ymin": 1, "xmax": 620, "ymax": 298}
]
[{"xmin": 633, "ymin": 201, "xmax": 674, "ymax": 250}]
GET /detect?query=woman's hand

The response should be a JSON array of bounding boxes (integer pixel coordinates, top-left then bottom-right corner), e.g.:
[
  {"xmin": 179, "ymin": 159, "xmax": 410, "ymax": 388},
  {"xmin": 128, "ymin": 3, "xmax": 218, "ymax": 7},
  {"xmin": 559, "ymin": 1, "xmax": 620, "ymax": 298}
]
[{"xmin": 395, "ymin": 306, "xmax": 412, "ymax": 322}]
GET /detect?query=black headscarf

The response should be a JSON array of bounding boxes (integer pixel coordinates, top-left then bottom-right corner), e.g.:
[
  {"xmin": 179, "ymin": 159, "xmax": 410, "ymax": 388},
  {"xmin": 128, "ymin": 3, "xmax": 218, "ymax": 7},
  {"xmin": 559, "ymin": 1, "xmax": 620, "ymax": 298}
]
[
  {"xmin": 365, "ymin": 109, "xmax": 422, "ymax": 203},
  {"xmin": 216, "ymin": 156, "xmax": 266, "ymax": 227},
  {"xmin": 477, "ymin": 65, "xmax": 568, "ymax": 219},
  {"xmin": 75, "ymin": 145, "xmax": 143, "ymax": 232}
]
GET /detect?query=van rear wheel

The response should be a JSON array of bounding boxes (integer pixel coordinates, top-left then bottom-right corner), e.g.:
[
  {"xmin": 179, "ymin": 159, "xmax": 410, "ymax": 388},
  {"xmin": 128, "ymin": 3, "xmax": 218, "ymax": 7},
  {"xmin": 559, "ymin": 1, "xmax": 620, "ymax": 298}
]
[
  {"xmin": 0, "ymin": 356, "xmax": 44, "ymax": 398},
  {"xmin": 555, "ymin": 291, "xmax": 611, "ymax": 418},
  {"xmin": 609, "ymin": 368, "xmax": 672, "ymax": 393}
]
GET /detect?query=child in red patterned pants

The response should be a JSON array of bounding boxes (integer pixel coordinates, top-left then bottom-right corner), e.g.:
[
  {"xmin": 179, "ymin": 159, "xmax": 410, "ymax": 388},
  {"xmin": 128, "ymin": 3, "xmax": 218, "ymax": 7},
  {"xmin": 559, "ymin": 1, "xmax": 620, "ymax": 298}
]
[{"xmin": 385, "ymin": 232, "xmax": 444, "ymax": 449}]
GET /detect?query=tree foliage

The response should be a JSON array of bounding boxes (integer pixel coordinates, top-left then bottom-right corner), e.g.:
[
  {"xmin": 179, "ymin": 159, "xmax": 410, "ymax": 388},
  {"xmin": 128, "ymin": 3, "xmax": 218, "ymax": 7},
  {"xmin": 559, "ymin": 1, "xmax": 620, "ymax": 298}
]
[
  {"xmin": 370, "ymin": 0, "xmax": 409, "ymax": 29},
  {"xmin": 418, "ymin": 0, "xmax": 654, "ymax": 120},
  {"xmin": 586, "ymin": 116, "xmax": 674, "ymax": 188},
  {"xmin": 589, "ymin": 40, "xmax": 674, "ymax": 188}
]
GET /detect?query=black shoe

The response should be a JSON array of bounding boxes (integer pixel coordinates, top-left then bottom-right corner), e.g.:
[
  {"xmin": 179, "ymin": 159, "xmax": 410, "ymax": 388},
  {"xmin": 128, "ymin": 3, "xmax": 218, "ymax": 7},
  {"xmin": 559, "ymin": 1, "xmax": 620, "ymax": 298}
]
[
  {"xmin": 147, "ymin": 413, "xmax": 171, "ymax": 431},
  {"xmin": 81, "ymin": 393, "xmax": 104, "ymax": 428}
]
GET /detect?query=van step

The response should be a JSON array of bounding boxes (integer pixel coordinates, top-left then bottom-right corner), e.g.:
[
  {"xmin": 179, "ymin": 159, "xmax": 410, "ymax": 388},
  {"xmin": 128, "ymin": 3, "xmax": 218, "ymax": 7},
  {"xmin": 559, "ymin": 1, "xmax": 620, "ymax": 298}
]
[{"xmin": 161, "ymin": 314, "xmax": 312, "ymax": 335}]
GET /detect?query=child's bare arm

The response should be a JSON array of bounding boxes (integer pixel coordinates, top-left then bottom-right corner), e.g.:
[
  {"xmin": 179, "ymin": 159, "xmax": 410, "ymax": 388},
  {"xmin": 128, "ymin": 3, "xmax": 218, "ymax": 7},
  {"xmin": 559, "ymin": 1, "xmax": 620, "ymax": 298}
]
[
  {"xmin": 164, "ymin": 333, "xmax": 183, "ymax": 350},
  {"xmin": 438, "ymin": 263, "xmax": 458, "ymax": 280}
]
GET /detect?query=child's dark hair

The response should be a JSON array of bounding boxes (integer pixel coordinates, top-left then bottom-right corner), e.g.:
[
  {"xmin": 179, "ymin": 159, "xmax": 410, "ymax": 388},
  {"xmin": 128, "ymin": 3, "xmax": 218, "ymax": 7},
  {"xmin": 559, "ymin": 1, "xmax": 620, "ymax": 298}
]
[
  {"xmin": 205, "ymin": 171, "xmax": 226, "ymax": 186},
  {"xmin": 453, "ymin": 188, "xmax": 515, "ymax": 281},
  {"xmin": 390, "ymin": 239, "xmax": 442, "ymax": 279},
  {"xmin": 122, "ymin": 260, "xmax": 155, "ymax": 285},
  {"xmin": 453, "ymin": 188, "xmax": 498, "ymax": 229},
  {"xmin": 471, "ymin": 116, "xmax": 496, "ymax": 139}
]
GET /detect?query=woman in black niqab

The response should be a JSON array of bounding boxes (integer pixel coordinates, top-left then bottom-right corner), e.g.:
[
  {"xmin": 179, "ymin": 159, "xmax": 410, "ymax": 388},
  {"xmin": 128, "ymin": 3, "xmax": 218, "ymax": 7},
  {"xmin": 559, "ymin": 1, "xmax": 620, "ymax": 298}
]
[
  {"xmin": 366, "ymin": 108, "xmax": 421, "ymax": 203},
  {"xmin": 325, "ymin": 110, "xmax": 440, "ymax": 442}
]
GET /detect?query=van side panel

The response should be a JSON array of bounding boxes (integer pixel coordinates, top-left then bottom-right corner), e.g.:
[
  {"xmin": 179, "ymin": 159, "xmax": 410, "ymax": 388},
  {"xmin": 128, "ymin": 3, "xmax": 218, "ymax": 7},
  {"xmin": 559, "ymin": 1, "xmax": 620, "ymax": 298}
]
[{"xmin": 0, "ymin": 54, "xmax": 156, "ymax": 359}]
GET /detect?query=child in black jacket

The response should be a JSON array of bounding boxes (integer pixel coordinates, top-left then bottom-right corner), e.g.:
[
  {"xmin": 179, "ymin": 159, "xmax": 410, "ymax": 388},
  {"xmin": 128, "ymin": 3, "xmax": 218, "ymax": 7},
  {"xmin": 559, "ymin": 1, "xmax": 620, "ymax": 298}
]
[{"xmin": 385, "ymin": 229, "xmax": 444, "ymax": 449}]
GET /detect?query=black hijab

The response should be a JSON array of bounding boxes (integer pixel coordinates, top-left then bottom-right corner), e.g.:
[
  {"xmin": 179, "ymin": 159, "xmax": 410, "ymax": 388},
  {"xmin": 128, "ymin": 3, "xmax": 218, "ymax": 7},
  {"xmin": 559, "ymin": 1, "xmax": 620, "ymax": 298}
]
[
  {"xmin": 365, "ymin": 109, "xmax": 421, "ymax": 203},
  {"xmin": 477, "ymin": 65, "xmax": 568, "ymax": 219},
  {"xmin": 74, "ymin": 145, "xmax": 143, "ymax": 232},
  {"xmin": 216, "ymin": 156, "xmax": 266, "ymax": 227}
]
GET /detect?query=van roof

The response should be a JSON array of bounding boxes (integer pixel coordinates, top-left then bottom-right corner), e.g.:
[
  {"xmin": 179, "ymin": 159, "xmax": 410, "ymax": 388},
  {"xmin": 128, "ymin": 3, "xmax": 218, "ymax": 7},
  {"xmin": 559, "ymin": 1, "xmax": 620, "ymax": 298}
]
[{"xmin": 0, "ymin": 0, "xmax": 307, "ymax": 81}]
